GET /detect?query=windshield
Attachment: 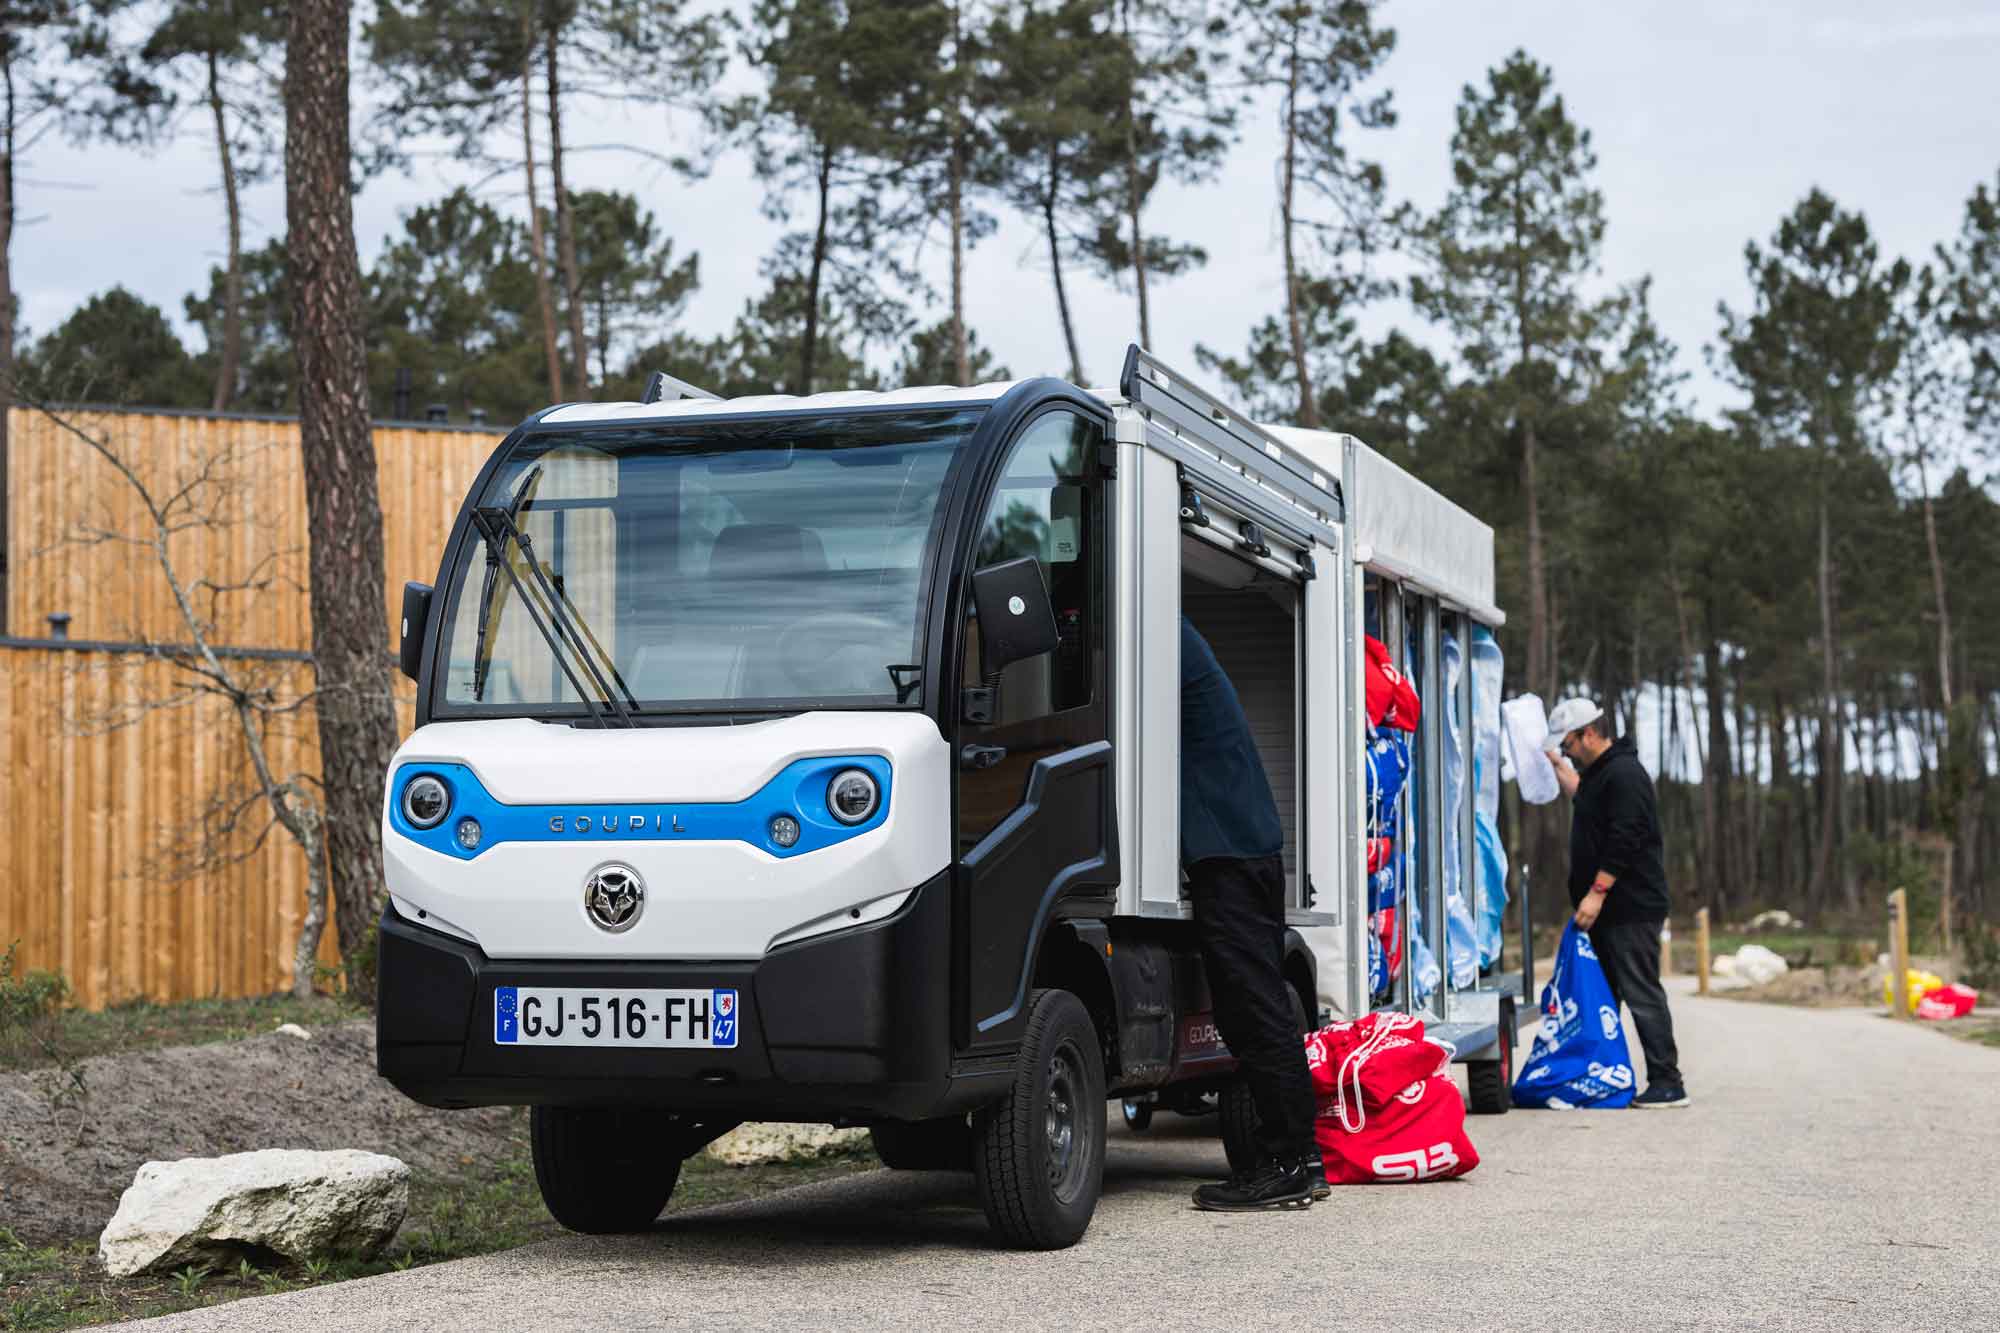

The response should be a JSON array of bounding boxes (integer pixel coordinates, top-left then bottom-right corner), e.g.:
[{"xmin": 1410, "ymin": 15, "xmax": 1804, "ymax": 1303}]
[{"xmin": 434, "ymin": 408, "xmax": 983, "ymax": 716}]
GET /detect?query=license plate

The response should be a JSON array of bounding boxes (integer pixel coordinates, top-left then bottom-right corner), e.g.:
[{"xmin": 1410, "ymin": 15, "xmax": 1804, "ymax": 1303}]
[{"xmin": 493, "ymin": 986, "xmax": 740, "ymax": 1049}]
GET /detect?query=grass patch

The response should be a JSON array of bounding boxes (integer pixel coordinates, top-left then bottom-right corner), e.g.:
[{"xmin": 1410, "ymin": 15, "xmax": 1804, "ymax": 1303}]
[
  {"xmin": 0, "ymin": 1113, "xmax": 881, "ymax": 1329},
  {"xmin": 0, "ymin": 992, "xmax": 362, "ymax": 1075},
  {"xmin": 1931, "ymin": 1016, "xmax": 2000, "ymax": 1050}
]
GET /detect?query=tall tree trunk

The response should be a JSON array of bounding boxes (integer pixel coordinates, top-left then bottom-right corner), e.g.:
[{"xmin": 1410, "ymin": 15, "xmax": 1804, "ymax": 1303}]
[
  {"xmin": 1669, "ymin": 578, "xmax": 1712, "ymax": 895},
  {"xmin": 287, "ymin": 0, "xmax": 400, "ymax": 993},
  {"xmin": 1119, "ymin": 0, "xmax": 1150, "ymax": 349},
  {"xmin": 2, "ymin": 68, "xmax": 15, "ymax": 635},
  {"xmin": 1705, "ymin": 627, "xmax": 1734, "ymax": 914},
  {"xmin": 947, "ymin": 0, "xmax": 968, "ymax": 386},
  {"xmin": 522, "ymin": 17, "xmax": 562, "ymax": 400},
  {"xmin": 1043, "ymin": 151, "xmax": 1083, "ymax": 385},
  {"xmin": 1916, "ymin": 453, "xmax": 1953, "ymax": 708},
  {"xmin": 799, "ymin": 143, "xmax": 833, "ymax": 396},
  {"xmin": 1523, "ymin": 419, "xmax": 1551, "ymax": 706},
  {"xmin": 949, "ymin": 127, "xmax": 968, "ymax": 385},
  {"xmin": 545, "ymin": 29, "xmax": 589, "ymax": 400},
  {"xmin": 1770, "ymin": 690, "xmax": 1792, "ymax": 911},
  {"xmin": 1807, "ymin": 493, "xmax": 1844, "ymax": 913},
  {"xmin": 1280, "ymin": 23, "xmax": 1316, "ymax": 430},
  {"xmin": 207, "ymin": 51, "xmax": 243, "ymax": 413}
]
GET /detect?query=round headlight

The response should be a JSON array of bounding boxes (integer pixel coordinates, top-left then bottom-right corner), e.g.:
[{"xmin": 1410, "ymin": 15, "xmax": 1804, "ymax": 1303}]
[
  {"xmin": 402, "ymin": 774, "xmax": 450, "ymax": 829},
  {"xmin": 827, "ymin": 768, "xmax": 879, "ymax": 825},
  {"xmin": 770, "ymin": 814, "xmax": 800, "ymax": 848}
]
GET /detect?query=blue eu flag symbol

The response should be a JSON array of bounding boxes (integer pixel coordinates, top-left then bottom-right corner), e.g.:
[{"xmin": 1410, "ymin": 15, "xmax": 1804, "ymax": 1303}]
[
  {"xmin": 495, "ymin": 987, "xmax": 520, "ymax": 1043},
  {"xmin": 711, "ymin": 989, "xmax": 738, "ymax": 1048}
]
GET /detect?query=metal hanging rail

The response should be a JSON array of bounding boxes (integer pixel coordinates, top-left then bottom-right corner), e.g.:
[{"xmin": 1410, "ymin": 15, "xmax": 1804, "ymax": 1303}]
[{"xmin": 1117, "ymin": 345, "xmax": 1345, "ymax": 550}]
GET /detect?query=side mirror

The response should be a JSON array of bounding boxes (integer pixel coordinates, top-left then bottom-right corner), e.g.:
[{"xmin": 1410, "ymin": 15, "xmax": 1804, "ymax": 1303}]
[
  {"xmin": 399, "ymin": 582, "xmax": 433, "ymax": 683},
  {"xmin": 969, "ymin": 556, "xmax": 1058, "ymax": 677}
]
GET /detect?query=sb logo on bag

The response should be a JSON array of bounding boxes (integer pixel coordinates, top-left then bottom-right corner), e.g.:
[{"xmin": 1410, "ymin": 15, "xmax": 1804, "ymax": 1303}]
[
  {"xmin": 1599, "ymin": 1005, "xmax": 1620, "ymax": 1040},
  {"xmin": 1370, "ymin": 1143, "xmax": 1462, "ymax": 1181}
]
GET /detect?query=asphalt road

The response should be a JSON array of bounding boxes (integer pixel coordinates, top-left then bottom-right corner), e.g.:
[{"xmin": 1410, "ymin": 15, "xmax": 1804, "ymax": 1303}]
[{"xmin": 137, "ymin": 983, "xmax": 2000, "ymax": 1332}]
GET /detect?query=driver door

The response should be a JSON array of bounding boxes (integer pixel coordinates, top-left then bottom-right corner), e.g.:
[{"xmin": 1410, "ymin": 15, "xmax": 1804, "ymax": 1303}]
[{"xmin": 954, "ymin": 407, "xmax": 1117, "ymax": 1051}]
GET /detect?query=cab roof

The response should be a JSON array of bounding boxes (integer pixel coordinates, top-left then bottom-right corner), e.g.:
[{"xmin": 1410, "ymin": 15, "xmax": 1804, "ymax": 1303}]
[{"xmin": 539, "ymin": 380, "xmax": 1031, "ymax": 426}]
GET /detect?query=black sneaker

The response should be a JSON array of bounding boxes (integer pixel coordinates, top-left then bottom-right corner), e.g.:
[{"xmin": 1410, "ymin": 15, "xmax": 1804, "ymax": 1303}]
[
  {"xmin": 1632, "ymin": 1084, "xmax": 1690, "ymax": 1109},
  {"xmin": 1305, "ymin": 1155, "xmax": 1331, "ymax": 1201},
  {"xmin": 1192, "ymin": 1159, "xmax": 1315, "ymax": 1212}
]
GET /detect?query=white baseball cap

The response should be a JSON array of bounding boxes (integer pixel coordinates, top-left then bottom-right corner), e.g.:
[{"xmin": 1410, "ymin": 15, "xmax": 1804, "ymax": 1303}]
[{"xmin": 1543, "ymin": 698, "xmax": 1605, "ymax": 752}]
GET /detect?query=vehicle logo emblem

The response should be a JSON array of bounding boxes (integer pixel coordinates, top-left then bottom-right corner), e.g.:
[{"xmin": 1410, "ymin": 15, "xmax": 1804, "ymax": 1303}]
[{"xmin": 583, "ymin": 863, "xmax": 645, "ymax": 934}]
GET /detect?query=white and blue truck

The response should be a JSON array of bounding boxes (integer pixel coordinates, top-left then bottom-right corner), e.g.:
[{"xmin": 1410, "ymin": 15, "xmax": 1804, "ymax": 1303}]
[{"xmin": 376, "ymin": 347, "xmax": 1528, "ymax": 1249}]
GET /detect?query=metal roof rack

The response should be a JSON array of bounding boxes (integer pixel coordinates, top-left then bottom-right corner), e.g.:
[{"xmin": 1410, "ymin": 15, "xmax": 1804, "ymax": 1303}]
[{"xmin": 1117, "ymin": 345, "xmax": 1344, "ymax": 548}]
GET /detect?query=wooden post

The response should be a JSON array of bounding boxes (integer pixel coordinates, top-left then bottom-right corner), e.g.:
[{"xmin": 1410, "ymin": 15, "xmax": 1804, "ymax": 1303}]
[
  {"xmin": 1694, "ymin": 908, "xmax": 1711, "ymax": 997},
  {"xmin": 1660, "ymin": 920, "xmax": 1673, "ymax": 977},
  {"xmin": 1888, "ymin": 888, "xmax": 1910, "ymax": 1019}
]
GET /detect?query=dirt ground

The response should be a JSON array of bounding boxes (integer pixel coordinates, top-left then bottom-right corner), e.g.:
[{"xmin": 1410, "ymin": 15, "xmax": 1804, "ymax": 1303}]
[{"xmin": 0, "ymin": 1020, "xmax": 518, "ymax": 1246}]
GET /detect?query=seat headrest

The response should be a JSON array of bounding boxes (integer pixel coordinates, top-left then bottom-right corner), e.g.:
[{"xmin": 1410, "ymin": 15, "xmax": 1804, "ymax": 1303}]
[{"xmin": 709, "ymin": 523, "xmax": 826, "ymax": 576}]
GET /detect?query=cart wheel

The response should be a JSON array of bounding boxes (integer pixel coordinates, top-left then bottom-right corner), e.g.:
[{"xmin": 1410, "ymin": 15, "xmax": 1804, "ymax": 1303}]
[
  {"xmin": 870, "ymin": 1116, "xmax": 973, "ymax": 1170},
  {"xmin": 972, "ymin": 988, "xmax": 1105, "ymax": 1250},
  {"xmin": 531, "ymin": 1106, "xmax": 682, "ymax": 1234},
  {"xmin": 1218, "ymin": 1079, "xmax": 1260, "ymax": 1172},
  {"xmin": 1467, "ymin": 996, "xmax": 1516, "ymax": 1116},
  {"xmin": 1121, "ymin": 1098, "xmax": 1154, "ymax": 1132}
]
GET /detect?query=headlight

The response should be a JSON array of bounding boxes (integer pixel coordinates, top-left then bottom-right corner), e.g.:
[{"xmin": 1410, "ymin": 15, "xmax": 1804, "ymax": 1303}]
[
  {"xmin": 827, "ymin": 768, "xmax": 879, "ymax": 825},
  {"xmin": 402, "ymin": 774, "xmax": 450, "ymax": 829}
]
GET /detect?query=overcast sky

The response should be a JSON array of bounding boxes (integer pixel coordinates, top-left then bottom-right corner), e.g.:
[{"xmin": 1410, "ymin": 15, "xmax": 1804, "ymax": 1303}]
[{"xmin": 14, "ymin": 0, "xmax": 2000, "ymax": 425}]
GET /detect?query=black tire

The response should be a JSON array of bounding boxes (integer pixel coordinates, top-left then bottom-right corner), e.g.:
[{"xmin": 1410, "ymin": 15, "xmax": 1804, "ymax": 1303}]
[
  {"xmin": 1218, "ymin": 1079, "xmax": 1260, "ymax": 1172},
  {"xmin": 1218, "ymin": 983, "xmax": 1312, "ymax": 1172},
  {"xmin": 530, "ymin": 1106, "xmax": 683, "ymax": 1234},
  {"xmin": 1467, "ymin": 997, "xmax": 1516, "ymax": 1116},
  {"xmin": 972, "ymin": 989, "xmax": 1105, "ymax": 1250},
  {"xmin": 1121, "ymin": 1098, "xmax": 1154, "ymax": 1132},
  {"xmin": 870, "ymin": 1116, "xmax": 973, "ymax": 1170}
]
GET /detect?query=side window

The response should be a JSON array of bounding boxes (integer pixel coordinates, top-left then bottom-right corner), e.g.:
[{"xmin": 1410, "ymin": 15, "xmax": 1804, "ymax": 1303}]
[{"xmin": 958, "ymin": 409, "xmax": 1107, "ymax": 852}]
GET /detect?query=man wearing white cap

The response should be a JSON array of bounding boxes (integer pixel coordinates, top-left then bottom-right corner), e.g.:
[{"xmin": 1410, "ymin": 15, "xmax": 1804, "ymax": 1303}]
[{"xmin": 1545, "ymin": 698, "xmax": 1689, "ymax": 1108}]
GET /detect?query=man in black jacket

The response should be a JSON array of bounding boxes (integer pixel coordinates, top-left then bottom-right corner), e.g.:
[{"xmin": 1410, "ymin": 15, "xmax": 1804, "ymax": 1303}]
[{"xmin": 1545, "ymin": 698, "xmax": 1690, "ymax": 1108}]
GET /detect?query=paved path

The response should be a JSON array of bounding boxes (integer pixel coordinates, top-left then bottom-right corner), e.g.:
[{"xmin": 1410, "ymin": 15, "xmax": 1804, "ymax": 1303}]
[{"xmin": 138, "ymin": 985, "xmax": 2000, "ymax": 1331}]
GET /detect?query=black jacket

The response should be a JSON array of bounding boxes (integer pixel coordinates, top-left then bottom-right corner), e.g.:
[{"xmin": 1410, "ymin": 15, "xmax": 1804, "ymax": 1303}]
[{"xmin": 1567, "ymin": 736, "xmax": 1670, "ymax": 924}]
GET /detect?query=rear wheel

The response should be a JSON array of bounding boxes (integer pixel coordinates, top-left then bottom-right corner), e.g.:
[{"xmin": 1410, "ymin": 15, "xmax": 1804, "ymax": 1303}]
[
  {"xmin": 870, "ymin": 1116, "xmax": 973, "ymax": 1170},
  {"xmin": 530, "ymin": 1106, "xmax": 683, "ymax": 1234},
  {"xmin": 972, "ymin": 989, "xmax": 1105, "ymax": 1250},
  {"xmin": 1467, "ymin": 996, "xmax": 1516, "ymax": 1115}
]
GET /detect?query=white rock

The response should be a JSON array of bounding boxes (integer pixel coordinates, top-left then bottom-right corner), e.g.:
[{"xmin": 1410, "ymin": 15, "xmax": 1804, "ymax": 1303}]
[
  {"xmin": 274, "ymin": 1023, "xmax": 312, "ymax": 1040},
  {"xmin": 1733, "ymin": 944, "xmax": 1789, "ymax": 986},
  {"xmin": 705, "ymin": 1123, "xmax": 870, "ymax": 1167},
  {"xmin": 98, "ymin": 1149, "xmax": 408, "ymax": 1278}
]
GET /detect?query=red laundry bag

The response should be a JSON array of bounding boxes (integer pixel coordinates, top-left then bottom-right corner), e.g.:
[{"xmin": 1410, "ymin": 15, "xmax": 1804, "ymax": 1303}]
[
  {"xmin": 1366, "ymin": 836, "xmax": 1394, "ymax": 874},
  {"xmin": 1364, "ymin": 635, "xmax": 1421, "ymax": 732},
  {"xmin": 1916, "ymin": 982, "xmax": 1978, "ymax": 1020},
  {"xmin": 1315, "ymin": 1073, "xmax": 1479, "ymax": 1185},
  {"xmin": 1303, "ymin": 1013, "xmax": 1450, "ymax": 1114}
]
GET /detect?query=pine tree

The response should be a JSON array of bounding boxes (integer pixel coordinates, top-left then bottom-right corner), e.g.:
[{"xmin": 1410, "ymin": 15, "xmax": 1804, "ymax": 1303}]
[
  {"xmin": 1232, "ymin": 0, "xmax": 1395, "ymax": 427},
  {"xmin": 569, "ymin": 189, "xmax": 700, "ymax": 384},
  {"xmin": 1411, "ymin": 50, "xmax": 1606, "ymax": 707},
  {"xmin": 1719, "ymin": 189, "xmax": 1908, "ymax": 914},
  {"xmin": 17, "ymin": 286, "xmax": 208, "ymax": 406},
  {"xmin": 185, "ymin": 240, "xmax": 294, "ymax": 411}
]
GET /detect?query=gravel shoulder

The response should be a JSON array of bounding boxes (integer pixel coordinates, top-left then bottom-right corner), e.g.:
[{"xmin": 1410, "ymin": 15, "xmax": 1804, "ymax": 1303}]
[{"xmin": 124, "ymin": 982, "xmax": 2000, "ymax": 1332}]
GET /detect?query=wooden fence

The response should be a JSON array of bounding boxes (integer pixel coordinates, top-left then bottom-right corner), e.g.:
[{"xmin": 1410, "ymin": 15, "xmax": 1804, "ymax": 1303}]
[{"xmin": 1, "ymin": 405, "xmax": 501, "ymax": 1008}]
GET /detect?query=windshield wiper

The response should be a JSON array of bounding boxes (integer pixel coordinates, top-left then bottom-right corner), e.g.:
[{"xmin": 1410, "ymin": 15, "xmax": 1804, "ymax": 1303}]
[
  {"xmin": 470, "ymin": 467, "xmax": 539, "ymax": 703},
  {"xmin": 470, "ymin": 478, "xmax": 639, "ymax": 728}
]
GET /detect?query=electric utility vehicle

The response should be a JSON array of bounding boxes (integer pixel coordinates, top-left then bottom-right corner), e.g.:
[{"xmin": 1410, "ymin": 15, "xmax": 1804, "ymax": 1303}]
[{"xmin": 377, "ymin": 348, "xmax": 1519, "ymax": 1249}]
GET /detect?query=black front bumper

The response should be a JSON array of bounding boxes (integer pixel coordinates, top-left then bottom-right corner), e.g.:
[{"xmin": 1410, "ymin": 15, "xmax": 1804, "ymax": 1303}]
[{"xmin": 376, "ymin": 871, "xmax": 968, "ymax": 1122}]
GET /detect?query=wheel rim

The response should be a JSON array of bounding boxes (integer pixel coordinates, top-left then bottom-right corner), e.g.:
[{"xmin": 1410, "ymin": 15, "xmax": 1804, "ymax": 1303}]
[{"xmin": 1044, "ymin": 1040, "xmax": 1090, "ymax": 1204}]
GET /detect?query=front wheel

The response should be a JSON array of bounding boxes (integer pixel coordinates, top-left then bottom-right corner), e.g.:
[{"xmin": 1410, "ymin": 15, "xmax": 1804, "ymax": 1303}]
[
  {"xmin": 972, "ymin": 989, "xmax": 1105, "ymax": 1250},
  {"xmin": 530, "ymin": 1106, "xmax": 684, "ymax": 1234},
  {"xmin": 1468, "ymin": 996, "xmax": 1516, "ymax": 1115}
]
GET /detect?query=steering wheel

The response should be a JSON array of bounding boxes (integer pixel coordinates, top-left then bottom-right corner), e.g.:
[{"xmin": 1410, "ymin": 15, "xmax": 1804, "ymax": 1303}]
[{"xmin": 774, "ymin": 613, "xmax": 902, "ymax": 693}]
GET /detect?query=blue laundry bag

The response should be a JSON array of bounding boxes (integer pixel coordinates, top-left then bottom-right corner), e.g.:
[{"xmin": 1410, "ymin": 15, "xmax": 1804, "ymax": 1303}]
[{"xmin": 1512, "ymin": 924, "xmax": 1637, "ymax": 1109}]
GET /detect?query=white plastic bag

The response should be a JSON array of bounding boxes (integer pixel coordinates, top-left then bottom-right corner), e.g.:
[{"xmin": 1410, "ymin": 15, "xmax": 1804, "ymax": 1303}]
[{"xmin": 1501, "ymin": 694, "xmax": 1561, "ymax": 806}]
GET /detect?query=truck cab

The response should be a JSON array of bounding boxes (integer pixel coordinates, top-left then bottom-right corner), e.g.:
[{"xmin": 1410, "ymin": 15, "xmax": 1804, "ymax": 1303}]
[{"xmin": 376, "ymin": 348, "xmax": 1512, "ymax": 1249}]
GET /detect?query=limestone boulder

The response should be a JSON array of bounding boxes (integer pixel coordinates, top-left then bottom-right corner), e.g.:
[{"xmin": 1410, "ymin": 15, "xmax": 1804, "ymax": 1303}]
[
  {"xmin": 705, "ymin": 1123, "xmax": 869, "ymax": 1167},
  {"xmin": 98, "ymin": 1149, "xmax": 408, "ymax": 1277}
]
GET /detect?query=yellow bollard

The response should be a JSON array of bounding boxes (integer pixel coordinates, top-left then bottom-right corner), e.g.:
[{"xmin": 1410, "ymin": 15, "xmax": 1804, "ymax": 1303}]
[
  {"xmin": 1695, "ymin": 908, "xmax": 1711, "ymax": 997},
  {"xmin": 1888, "ymin": 889, "xmax": 1911, "ymax": 1019}
]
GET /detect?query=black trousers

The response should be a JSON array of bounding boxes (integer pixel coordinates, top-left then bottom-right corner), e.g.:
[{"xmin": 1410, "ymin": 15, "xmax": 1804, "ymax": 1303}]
[
  {"xmin": 1188, "ymin": 854, "xmax": 1316, "ymax": 1164},
  {"xmin": 1588, "ymin": 917, "xmax": 1684, "ymax": 1089}
]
